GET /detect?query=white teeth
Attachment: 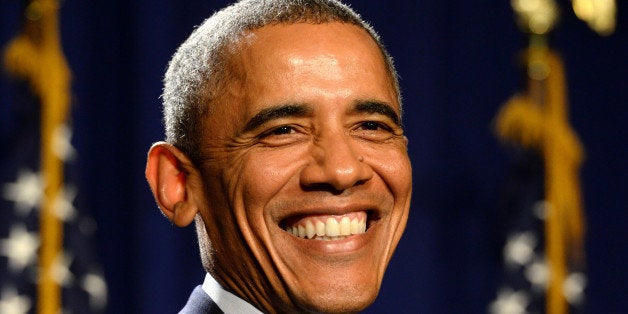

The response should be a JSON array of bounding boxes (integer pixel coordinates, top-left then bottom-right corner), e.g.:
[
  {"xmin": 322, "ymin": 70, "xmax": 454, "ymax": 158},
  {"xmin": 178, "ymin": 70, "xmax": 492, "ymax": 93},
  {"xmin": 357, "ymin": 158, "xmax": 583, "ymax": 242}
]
[
  {"xmin": 325, "ymin": 218, "xmax": 339, "ymax": 237},
  {"xmin": 298, "ymin": 225, "xmax": 306, "ymax": 238},
  {"xmin": 285, "ymin": 215, "xmax": 367, "ymax": 240},
  {"xmin": 305, "ymin": 220, "xmax": 315, "ymax": 239},
  {"xmin": 315, "ymin": 221, "xmax": 325, "ymax": 236},
  {"xmin": 340, "ymin": 217, "xmax": 351, "ymax": 236},
  {"xmin": 350, "ymin": 218, "xmax": 360, "ymax": 234}
]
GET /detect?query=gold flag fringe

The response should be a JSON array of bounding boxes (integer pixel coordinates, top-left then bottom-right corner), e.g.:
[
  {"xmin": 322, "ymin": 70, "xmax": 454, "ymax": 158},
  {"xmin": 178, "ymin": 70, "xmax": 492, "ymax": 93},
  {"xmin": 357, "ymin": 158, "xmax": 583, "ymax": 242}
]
[
  {"xmin": 495, "ymin": 46, "xmax": 586, "ymax": 314},
  {"xmin": 3, "ymin": 0, "xmax": 71, "ymax": 313}
]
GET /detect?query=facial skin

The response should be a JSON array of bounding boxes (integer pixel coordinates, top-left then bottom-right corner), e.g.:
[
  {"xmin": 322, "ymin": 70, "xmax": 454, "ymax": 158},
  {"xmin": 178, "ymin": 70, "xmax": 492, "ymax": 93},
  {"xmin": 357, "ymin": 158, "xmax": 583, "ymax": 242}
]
[{"xmin": 147, "ymin": 23, "xmax": 412, "ymax": 313}]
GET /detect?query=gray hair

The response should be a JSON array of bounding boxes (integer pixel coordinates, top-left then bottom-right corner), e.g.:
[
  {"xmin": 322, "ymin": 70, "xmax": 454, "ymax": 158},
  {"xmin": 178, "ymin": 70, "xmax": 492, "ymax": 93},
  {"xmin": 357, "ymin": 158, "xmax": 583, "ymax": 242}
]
[{"xmin": 162, "ymin": 0, "xmax": 400, "ymax": 163}]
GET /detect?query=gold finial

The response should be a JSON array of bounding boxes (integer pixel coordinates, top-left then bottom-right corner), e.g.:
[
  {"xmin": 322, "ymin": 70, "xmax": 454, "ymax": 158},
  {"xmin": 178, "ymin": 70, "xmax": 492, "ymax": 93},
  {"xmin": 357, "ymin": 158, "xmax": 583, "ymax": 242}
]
[
  {"xmin": 572, "ymin": 0, "xmax": 616, "ymax": 35},
  {"xmin": 512, "ymin": 0, "xmax": 560, "ymax": 35}
]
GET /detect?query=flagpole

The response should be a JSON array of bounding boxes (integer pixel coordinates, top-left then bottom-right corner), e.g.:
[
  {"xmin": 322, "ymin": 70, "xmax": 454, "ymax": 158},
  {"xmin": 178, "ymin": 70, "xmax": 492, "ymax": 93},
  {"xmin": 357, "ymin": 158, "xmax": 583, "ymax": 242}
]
[
  {"xmin": 495, "ymin": 1, "xmax": 592, "ymax": 313},
  {"xmin": 3, "ymin": 0, "xmax": 71, "ymax": 313}
]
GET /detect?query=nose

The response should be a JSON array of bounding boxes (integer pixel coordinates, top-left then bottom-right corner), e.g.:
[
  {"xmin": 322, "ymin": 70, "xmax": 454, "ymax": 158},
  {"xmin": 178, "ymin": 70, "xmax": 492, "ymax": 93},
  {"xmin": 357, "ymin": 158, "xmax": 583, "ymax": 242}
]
[{"xmin": 300, "ymin": 131, "xmax": 373, "ymax": 192}]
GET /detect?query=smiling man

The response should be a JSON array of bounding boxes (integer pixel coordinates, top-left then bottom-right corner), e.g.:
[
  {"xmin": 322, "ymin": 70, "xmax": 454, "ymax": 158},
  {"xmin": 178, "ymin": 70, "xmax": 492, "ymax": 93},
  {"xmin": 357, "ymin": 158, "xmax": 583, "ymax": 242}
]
[{"xmin": 145, "ymin": 0, "xmax": 412, "ymax": 313}]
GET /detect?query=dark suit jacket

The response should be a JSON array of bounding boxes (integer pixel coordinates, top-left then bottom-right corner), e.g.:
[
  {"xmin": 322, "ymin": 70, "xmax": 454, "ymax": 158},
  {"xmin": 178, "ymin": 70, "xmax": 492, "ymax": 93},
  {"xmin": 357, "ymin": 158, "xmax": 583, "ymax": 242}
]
[{"xmin": 179, "ymin": 286, "xmax": 224, "ymax": 314}]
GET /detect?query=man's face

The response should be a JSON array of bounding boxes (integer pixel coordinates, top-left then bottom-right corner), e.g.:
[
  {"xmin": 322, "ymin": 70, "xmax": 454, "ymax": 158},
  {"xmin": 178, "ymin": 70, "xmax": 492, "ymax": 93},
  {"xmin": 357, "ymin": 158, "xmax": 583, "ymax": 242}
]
[{"xmin": 195, "ymin": 23, "xmax": 412, "ymax": 313}]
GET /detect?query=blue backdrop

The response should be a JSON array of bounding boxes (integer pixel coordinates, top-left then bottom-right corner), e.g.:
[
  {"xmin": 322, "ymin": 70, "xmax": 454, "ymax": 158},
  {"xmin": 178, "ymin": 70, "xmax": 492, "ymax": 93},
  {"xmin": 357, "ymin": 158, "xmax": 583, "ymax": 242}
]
[{"xmin": 1, "ymin": 1, "xmax": 625, "ymax": 313}]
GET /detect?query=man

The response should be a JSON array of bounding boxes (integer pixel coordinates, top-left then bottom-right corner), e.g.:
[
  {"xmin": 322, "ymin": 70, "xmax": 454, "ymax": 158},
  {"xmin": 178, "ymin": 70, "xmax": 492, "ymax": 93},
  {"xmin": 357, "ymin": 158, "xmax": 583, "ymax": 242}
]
[{"xmin": 145, "ymin": 0, "xmax": 412, "ymax": 313}]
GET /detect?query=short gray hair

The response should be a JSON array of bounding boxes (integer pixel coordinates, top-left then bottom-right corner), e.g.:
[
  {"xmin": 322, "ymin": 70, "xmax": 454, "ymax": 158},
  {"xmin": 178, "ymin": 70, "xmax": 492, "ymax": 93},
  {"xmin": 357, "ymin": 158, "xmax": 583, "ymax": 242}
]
[{"xmin": 162, "ymin": 0, "xmax": 400, "ymax": 163}]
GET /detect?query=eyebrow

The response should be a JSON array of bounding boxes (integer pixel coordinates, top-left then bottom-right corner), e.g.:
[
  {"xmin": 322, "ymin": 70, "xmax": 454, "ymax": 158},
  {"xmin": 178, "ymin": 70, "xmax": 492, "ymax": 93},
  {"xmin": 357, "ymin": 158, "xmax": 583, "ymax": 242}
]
[
  {"xmin": 352, "ymin": 100, "xmax": 401, "ymax": 126},
  {"xmin": 243, "ymin": 104, "xmax": 312, "ymax": 133}
]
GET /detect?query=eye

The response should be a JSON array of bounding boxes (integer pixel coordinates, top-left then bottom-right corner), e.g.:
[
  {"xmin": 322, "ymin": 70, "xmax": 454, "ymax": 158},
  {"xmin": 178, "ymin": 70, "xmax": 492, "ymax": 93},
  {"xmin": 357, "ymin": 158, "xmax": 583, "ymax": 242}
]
[
  {"xmin": 256, "ymin": 124, "xmax": 308, "ymax": 147},
  {"xmin": 358, "ymin": 121, "xmax": 391, "ymax": 132},
  {"xmin": 353, "ymin": 120, "xmax": 402, "ymax": 142},
  {"xmin": 270, "ymin": 125, "xmax": 295, "ymax": 135}
]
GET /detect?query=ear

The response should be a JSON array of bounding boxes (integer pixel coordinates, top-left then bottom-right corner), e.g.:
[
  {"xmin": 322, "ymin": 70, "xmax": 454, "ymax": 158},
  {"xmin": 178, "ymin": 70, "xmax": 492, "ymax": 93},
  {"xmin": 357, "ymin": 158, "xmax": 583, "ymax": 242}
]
[{"xmin": 145, "ymin": 142, "xmax": 199, "ymax": 227}]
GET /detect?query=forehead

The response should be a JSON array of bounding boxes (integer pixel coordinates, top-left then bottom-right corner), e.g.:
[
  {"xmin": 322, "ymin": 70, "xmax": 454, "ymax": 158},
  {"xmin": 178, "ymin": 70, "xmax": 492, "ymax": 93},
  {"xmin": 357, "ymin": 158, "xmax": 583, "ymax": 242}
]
[
  {"xmin": 241, "ymin": 22, "xmax": 380, "ymax": 62},
  {"xmin": 226, "ymin": 22, "xmax": 398, "ymax": 109}
]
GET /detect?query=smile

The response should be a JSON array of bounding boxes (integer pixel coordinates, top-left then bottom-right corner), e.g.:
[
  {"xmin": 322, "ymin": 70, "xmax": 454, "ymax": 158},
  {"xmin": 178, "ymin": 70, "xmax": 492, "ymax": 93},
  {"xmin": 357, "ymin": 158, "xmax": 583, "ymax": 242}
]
[{"xmin": 282, "ymin": 212, "xmax": 368, "ymax": 241}]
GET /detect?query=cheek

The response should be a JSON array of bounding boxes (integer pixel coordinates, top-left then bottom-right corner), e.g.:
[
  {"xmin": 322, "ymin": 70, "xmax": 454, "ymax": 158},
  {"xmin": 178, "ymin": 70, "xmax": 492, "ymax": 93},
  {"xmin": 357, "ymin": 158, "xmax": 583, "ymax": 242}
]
[
  {"xmin": 365, "ymin": 144, "xmax": 412, "ymax": 197},
  {"xmin": 238, "ymin": 147, "xmax": 307, "ymax": 217}
]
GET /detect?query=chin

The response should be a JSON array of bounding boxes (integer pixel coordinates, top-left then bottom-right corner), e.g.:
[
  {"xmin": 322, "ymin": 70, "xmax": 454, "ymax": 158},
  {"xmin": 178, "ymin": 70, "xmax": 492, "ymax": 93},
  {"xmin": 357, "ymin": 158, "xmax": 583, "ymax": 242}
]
[
  {"xmin": 289, "ymin": 275, "xmax": 380, "ymax": 314},
  {"xmin": 296, "ymin": 295, "xmax": 376, "ymax": 314}
]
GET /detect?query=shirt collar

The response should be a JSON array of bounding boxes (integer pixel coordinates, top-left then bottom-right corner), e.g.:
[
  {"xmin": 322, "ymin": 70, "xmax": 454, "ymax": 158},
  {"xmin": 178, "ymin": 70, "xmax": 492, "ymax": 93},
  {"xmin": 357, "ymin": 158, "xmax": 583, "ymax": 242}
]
[{"xmin": 201, "ymin": 273, "xmax": 264, "ymax": 314}]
